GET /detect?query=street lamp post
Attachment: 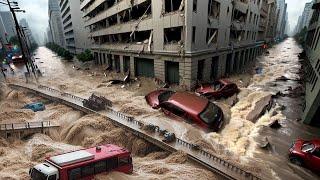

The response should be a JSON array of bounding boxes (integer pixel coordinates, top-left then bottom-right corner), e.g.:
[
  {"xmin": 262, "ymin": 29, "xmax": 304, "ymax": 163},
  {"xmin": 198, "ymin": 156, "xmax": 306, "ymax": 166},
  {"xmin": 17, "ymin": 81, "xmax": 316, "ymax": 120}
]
[{"xmin": 5, "ymin": 0, "xmax": 32, "ymax": 74}]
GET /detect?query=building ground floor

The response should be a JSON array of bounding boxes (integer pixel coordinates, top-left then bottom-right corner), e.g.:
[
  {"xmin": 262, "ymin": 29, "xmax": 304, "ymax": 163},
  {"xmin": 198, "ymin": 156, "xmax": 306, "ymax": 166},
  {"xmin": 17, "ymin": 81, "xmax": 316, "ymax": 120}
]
[{"xmin": 92, "ymin": 45, "xmax": 264, "ymax": 89}]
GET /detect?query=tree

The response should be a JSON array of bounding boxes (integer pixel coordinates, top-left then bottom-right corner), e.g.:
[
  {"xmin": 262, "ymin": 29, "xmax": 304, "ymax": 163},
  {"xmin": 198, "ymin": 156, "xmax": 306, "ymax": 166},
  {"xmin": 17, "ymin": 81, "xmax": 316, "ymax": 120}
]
[
  {"xmin": 76, "ymin": 49, "xmax": 93, "ymax": 62},
  {"xmin": 295, "ymin": 27, "xmax": 308, "ymax": 46}
]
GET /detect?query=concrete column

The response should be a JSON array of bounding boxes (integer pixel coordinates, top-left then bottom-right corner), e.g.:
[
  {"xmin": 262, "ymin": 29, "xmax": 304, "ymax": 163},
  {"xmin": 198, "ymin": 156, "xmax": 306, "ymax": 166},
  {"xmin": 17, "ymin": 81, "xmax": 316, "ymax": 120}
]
[
  {"xmin": 180, "ymin": 58, "xmax": 196, "ymax": 90},
  {"xmin": 130, "ymin": 56, "xmax": 135, "ymax": 76},
  {"xmin": 203, "ymin": 58, "xmax": 212, "ymax": 82},
  {"xmin": 120, "ymin": 55, "xmax": 124, "ymax": 73},
  {"xmin": 98, "ymin": 53, "xmax": 102, "ymax": 65},
  {"xmin": 154, "ymin": 58, "xmax": 165, "ymax": 82},
  {"xmin": 218, "ymin": 55, "xmax": 227, "ymax": 77}
]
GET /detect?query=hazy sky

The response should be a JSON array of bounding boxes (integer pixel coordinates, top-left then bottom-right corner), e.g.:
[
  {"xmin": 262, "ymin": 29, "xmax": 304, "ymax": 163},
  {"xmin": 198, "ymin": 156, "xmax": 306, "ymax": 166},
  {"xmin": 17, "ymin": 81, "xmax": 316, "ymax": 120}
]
[{"xmin": 0, "ymin": 0, "xmax": 314, "ymax": 43}]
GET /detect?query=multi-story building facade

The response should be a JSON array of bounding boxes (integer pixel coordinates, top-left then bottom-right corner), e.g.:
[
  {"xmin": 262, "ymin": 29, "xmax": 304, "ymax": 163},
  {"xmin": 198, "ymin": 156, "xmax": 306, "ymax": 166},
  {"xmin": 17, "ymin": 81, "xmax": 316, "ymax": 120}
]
[
  {"xmin": 80, "ymin": 0, "xmax": 274, "ymax": 88},
  {"xmin": 303, "ymin": 0, "xmax": 320, "ymax": 126},
  {"xmin": 58, "ymin": 0, "xmax": 89, "ymax": 54},
  {"xmin": 0, "ymin": 11, "xmax": 16, "ymax": 43},
  {"xmin": 49, "ymin": 0, "xmax": 65, "ymax": 47},
  {"xmin": 19, "ymin": 18, "xmax": 36, "ymax": 44},
  {"xmin": 276, "ymin": 0, "xmax": 287, "ymax": 40},
  {"xmin": 264, "ymin": 0, "xmax": 278, "ymax": 42}
]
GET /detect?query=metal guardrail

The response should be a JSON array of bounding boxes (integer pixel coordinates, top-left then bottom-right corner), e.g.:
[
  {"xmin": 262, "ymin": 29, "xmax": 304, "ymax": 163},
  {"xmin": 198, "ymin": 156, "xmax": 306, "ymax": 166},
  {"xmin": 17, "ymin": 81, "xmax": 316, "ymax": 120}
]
[
  {"xmin": 0, "ymin": 121, "xmax": 55, "ymax": 131},
  {"xmin": 10, "ymin": 83, "xmax": 261, "ymax": 180}
]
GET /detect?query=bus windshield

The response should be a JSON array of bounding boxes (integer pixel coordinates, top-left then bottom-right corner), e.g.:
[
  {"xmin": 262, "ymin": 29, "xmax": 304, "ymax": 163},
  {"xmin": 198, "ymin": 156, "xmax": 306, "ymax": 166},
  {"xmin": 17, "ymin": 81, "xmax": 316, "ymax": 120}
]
[{"xmin": 31, "ymin": 168, "xmax": 48, "ymax": 180}]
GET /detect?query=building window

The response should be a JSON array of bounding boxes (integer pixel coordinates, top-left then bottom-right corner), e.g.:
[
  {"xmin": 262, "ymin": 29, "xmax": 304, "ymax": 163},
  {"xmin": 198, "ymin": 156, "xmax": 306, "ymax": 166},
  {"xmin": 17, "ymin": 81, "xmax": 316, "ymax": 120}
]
[
  {"xmin": 208, "ymin": 0, "xmax": 220, "ymax": 19},
  {"xmin": 206, "ymin": 28, "xmax": 218, "ymax": 44},
  {"xmin": 192, "ymin": 27, "xmax": 196, "ymax": 43},
  {"xmin": 193, "ymin": 0, "xmax": 197, "ymax": 12},
  {"xmin": 165, "ymin": 0, "xmax": 183, "ymax": 13}
]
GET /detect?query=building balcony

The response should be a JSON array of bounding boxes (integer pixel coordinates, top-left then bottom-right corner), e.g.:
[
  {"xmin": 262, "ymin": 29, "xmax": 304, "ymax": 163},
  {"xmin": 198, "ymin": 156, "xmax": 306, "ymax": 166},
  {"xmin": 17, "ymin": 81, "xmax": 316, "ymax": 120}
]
[
  {"xmin": 82, "ymin": 0, "xmax": 105, "ymax": 17},
  {"xmin": 84, "ymin": 0, "xmax": 148, "ymax": 26},
  {"xmin": 92, "ymin": 42, "xmax": 154, "ymax": 53},
  {"xmin": 89, "ymin": 13, "xmax": 183, "ymax": 38},
  {"xmin": 80, "ymin": 0, "xmax": 95, "ymax": 11}
]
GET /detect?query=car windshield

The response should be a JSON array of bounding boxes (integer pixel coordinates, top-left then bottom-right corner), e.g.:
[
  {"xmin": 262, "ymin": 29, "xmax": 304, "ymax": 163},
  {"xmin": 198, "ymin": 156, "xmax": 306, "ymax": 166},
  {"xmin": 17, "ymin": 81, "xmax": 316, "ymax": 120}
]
[
  {"xmin": 199, "ymin": 102, "xmax": 221, "ymax": 124},
  {"xmin": 301, "ymin": 143, "xmax": 315, "ymax": 152},
  {"xmin": 31, "ymin": 168, "xmax": 48, "ymax": 180},
  {"xmin": 158, "ymin": 91, "xmax": 175, "ymax": 103},
  {"xmin": 211, "ymin": 81, "xmax": 223, "ymax": 91}
]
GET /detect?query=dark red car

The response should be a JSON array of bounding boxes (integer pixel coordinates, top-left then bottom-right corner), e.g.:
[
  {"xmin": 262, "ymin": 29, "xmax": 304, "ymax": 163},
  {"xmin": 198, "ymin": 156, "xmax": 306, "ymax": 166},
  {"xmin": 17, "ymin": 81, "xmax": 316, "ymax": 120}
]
[
  {"xmin": 195, "ymin": 79, "xmax": 239, "ymax": 99},
  {"xmin": 145, "ymin": 90, "xmax": 224, "ymax": 131},
  {"xmin": 288, "ymin": 139, "xmax": 320, "ymax": 172}
]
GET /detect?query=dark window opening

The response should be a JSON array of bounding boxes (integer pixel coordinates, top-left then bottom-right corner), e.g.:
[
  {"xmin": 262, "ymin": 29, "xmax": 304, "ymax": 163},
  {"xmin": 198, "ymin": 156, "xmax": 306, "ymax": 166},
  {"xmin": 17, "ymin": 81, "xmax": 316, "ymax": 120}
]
[
  {"xmin": 164, "ymin": 26, "xmax": 183, "ymax": 44},
  {"xmin": 131, "ymin": 0, "xmax": 152, "ymax": 20},
  {"xmin": 108, "ymin": 14, "xmax": 117, "ymax": 27},
  {"xmin": 208, "ymin": 0, "xmax": 220, "ymax": 19},
  {"xmin": 193, "ymin": 0, "xmax": 197, "ymax": 12},
  {"xmin": 230, "ymin": 30, "xmax": 245, "ymax": 42},
  {"xmin": 197, "ymin": 60, "xmax": 205, "ymax": 81},
  {"xmin": 206, "ymin": 28, "xmax": 218, "ymax": 44},
  {"xmin": 192, "ymin": 26, "xmax": 196, "ymax": 43},
  {"xmin": 132, "ymin": 30, "xmax": 152, "ymax": 42},
  {"xmin": 232, "ymin": 9, "xmax": 247, "ymax": 23},
  {"xmin": 165, "ymin": 0, "xmax": 183, "ymax": 13}
]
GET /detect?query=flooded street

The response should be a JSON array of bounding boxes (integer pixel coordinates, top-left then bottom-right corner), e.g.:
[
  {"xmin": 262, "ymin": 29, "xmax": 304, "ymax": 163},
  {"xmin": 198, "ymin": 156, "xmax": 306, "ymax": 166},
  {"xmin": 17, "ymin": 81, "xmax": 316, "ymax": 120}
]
[{"xmin": 0, "ymin": 38, "xmax": 319, "ymax": 179}]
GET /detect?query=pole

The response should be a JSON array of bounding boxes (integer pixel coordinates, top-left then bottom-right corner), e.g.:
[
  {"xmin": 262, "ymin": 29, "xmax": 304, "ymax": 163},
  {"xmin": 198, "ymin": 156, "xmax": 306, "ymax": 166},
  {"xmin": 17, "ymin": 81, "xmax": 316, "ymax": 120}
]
[{"xmin": 6, "ymin": 0, "xmax": 30, "ymax": 73}]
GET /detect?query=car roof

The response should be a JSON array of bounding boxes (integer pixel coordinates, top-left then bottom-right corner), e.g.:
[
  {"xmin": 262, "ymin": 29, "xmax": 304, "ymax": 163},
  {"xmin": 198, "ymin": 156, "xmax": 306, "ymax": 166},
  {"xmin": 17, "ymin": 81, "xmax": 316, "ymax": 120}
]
[
  {"xmin": 311, "ymin": 139, "xmax": 320, "ymax": 147},
  {"xmin": 167, "ymin": 92, "xmax": 208, "ymax": 115}
]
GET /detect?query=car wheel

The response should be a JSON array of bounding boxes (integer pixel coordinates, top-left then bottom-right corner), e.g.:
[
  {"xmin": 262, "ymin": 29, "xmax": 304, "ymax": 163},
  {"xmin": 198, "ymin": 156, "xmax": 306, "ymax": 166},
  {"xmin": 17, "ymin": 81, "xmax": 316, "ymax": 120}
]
[{"xmin": 289, "ymin": 156, "xmax": 303, "ymax": 166}]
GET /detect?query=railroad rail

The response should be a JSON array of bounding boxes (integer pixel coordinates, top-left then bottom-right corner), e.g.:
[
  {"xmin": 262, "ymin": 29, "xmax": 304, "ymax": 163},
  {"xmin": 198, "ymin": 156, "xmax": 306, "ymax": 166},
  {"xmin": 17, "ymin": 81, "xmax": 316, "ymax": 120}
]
[
  {"xmin": 0, "ymin": 121, "xmax": 59, "ymax": 139},
  {"xmin": 8, "ymin": 83, "xmax": 261, "ymax": 180}
]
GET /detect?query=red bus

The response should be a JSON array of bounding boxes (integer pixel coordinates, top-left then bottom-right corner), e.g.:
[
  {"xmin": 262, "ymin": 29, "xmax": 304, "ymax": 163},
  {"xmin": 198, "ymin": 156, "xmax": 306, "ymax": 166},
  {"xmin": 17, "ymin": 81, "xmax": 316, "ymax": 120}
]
[{"xmin": 29, "ymin": 144, "xmax": 133, "ymax": 180}]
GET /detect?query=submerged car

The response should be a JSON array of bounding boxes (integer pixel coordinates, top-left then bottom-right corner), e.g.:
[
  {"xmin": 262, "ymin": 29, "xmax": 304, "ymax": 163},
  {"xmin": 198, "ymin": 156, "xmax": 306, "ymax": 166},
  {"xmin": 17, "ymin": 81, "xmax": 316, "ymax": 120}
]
[
  {"xmin": 23, "ymin": 102, "xmax": 45, "ymax": 112},
  {"xmin": 145, "ymin": 90, "xmax": 224, "ymax": 131},
  {"xmin": 195, "ymin": 79, "xmax": 239, "ymax": 99},
  {"xmin": 288, "ymin": 139, "xmax": 320, "ymax": 172}
]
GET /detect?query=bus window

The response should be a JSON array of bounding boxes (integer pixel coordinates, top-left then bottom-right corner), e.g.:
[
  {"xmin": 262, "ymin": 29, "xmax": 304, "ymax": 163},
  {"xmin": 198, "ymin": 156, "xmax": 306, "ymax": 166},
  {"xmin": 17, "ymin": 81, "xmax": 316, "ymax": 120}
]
[
  {"xmin": 48, "ymin": 174, "xmax": 57, "ymax": 180},
  {"xmin": 119, "ymin": 157, "xmax": 130, "ymax": 166},
  {"xmin": 68, "ymin": 168, "xmax": 81, "ymax": 180},
  {"xmin": 81, "ymin": 164, "xmax": 94, "ymax": 177},
  {"xmin": 107, "ymin": 157, "xmax": 118, "ymax": 171},
  {"xmin": 94, "ymin": 160, "xmax": 107, "ymax": 173}
]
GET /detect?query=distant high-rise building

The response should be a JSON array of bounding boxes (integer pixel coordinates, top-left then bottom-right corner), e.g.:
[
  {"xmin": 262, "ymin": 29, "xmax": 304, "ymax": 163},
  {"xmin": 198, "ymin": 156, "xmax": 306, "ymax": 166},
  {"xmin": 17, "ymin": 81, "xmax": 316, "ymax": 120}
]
[
  {"xmin": 48, "ymin": 0, "xmax": 65, "ymax": 47},
  {"xmin": 295, "ymin": 1, "xmax": 316, "ymax": 34},
  {"xmin": 276, "ymin": 0, "xmax": 287, "ymax": 39},
  {"xmin": 19, "ymin": 18, "xmax": 36, "ymax": 44},
  {"xmin": 0, "ymin": 11, "xmax": 16, "ymax": 42},
  {"xmin": 57, "ymin": 0, "xmax": 89, "ymax": 54}
]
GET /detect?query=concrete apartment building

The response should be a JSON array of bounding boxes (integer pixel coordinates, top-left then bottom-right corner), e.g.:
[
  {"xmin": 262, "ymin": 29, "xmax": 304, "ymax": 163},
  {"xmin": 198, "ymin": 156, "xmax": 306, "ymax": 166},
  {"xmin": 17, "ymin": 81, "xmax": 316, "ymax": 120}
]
[
  {"xmin": 80, "ymin": 0, "xmax": 274, "ymax": 88},
  {"xmin": 265, "ymin": 0, "xmax": 278, "ymax": 42},
  {"xmin": 49, "ymin": 0, "xmax": 65, "ymax": 47},
  {"xmin": 300, "ymin": 1, "xmax": 315, "ymax": 31},
  {"xmin": 276, "ymin": 0, "xmax": 287, "ymax": 39},
  {"xmin": 58, "ymin": 0, "xmax": 89, "ymax": 54},
  {"xmin": 0, "ymin": 11, "xmax": 16, "ymax": 43},
  {"xmin": 303, "ymin": 0, "xmax": 320, "ymax": 126}
]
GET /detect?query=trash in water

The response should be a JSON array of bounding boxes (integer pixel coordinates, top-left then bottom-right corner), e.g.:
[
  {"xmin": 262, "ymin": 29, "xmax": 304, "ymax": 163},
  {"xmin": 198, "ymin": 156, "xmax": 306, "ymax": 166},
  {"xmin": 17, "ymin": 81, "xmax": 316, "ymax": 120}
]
[{"xmin": 255, "ymin": 67, "xmax": 263, "ymax": 74}]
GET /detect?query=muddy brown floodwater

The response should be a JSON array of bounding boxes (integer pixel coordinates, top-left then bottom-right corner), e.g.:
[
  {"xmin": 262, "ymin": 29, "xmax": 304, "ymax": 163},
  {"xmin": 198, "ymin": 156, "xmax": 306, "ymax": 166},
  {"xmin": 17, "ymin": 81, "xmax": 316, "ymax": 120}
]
[{"xmin": 0, "ymin": 38, "xmax": 319, "ymax": 180}]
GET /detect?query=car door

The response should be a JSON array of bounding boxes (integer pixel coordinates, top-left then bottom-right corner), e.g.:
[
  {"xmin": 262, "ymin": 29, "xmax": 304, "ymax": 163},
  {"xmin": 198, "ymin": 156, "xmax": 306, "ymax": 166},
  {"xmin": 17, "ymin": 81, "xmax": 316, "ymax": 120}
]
[
  {"xmin": 310, "ymin": 147, "xmax": 320, "ymax": 171},
  {"xmin": 160, "ymin": 102, "xmax": 186, "ymax": 120}
]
